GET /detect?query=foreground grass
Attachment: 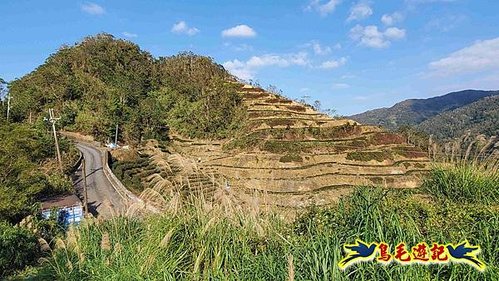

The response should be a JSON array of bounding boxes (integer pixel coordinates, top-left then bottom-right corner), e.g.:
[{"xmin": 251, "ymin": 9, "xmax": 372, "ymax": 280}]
[{"xmin": 23, "ymin": 164, "xmax": 499, "ymax": 280}]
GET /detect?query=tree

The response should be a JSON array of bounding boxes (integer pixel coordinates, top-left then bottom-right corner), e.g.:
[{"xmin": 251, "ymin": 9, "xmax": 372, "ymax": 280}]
[{"xmin": 313, "ymin": 100, "xmax": 321, "ymax": 111}]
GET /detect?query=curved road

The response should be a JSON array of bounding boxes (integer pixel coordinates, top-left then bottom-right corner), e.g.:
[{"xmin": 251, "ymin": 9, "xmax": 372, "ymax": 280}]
[{"xmin": 74, "ymin": 143, "xmax": 127, "ymax": 218}]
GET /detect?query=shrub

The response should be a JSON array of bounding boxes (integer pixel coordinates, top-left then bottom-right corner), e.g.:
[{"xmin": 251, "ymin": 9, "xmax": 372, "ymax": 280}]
[
  {"xmin": 346, "ymin": 150, "xmax": 393, "ymax": 162},
  {"xmin": 279, "ymin": 153, "xmax": 303, "ymax": 163},
  {"xmin": 0, "ymin": 221, "xmax": 40, "ymax": 277}
]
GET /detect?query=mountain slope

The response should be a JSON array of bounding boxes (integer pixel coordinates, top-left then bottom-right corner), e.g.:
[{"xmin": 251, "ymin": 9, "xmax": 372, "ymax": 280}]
[
  {"xmin": 417, "ymin": 95, "xmax": 499, "ymax": 140},
  {"xmin": 350, "ymin": 90, "xmax": 499, "ymax": 131},
  {"xmin": 116, "ymin": 84, "xmax": 431, "ymax": 208}
]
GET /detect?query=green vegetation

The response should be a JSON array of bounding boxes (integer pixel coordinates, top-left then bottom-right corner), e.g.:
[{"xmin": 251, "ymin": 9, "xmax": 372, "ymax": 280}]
[
  {"xmin": 0, "ymin": 121, "xmax": 75, "ymax": 278},
  {"xmin": 8, "ymin": 34, "xmax": 246, "ymax": 143},
  {"xmin": 346, "ymin": 150, "xmax": 394, "ymax": 162},
  {"xmin": 279, "ymin": 153, "xmax": 303, "ymax": 163},
  {"xmin": 111, "ymin": 155, "xmax": 151, "ymax": 193},
  {"xmin": 424, "ymin": 164, "xmax": 499, "ymax": 205},
  {"xmin": 25, "ymin": 163, "xmax": 498, "ymax": 280},
  {"xmin": 0, "ymin": 221, "xmax": 40, "ymax": 276},
  {"xmin": 351, "ymin": 89, "xmax": 499, "ymax": 139},
  {"xmin": 418, "ymin": 95, "xmax": 499, "ymax": 141},
  {"xmin": 0, "ymin": 122, "xmax": 74, "ymax": 223}
]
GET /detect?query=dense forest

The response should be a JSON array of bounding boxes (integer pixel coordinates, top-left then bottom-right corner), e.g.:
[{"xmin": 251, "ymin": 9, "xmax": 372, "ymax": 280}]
[
  {"xmin": 417, "ymin": 95, "xmax": 499, "ymax": 141},
  {"xmin": 8, "ymin": 33, "xmax": 246, "ymax": 143},
  {"xmin": 350, "ymin": 90, "xmax": 499, "ymax": 139}
]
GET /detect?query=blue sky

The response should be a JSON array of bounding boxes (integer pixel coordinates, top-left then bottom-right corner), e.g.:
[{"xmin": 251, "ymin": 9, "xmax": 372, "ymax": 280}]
[{"xmin": 1, "ymin": 0, "xmax": 499, "ymax": 115}]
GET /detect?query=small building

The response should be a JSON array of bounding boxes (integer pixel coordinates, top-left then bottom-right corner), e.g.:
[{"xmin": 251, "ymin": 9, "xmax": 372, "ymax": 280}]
[{"xmin": 41, "ymin": 194, "xmax": 84, "ymax": 226}]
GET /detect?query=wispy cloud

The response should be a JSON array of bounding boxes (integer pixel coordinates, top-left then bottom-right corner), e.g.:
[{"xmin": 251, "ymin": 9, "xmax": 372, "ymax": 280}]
[
  {"xmin": 305, "ymin": 0, "xmax": 342, "ymax": 16},
  {"xmin": 304, "ymin": 41, "xmax": 333, "ymax": 55},
  {"xmin": 332, "ymin": 83, "xmax": 351, "ymax": 89},
  {"xmin": 222, "ymin": 25, "xmax": 257, "ymax": 38},
  {"xmin": 319, "ymin": 57, "xmax": 347, "ymax": 69},
  {"xmin": 223, "ymin": 52, "xmax": 310, "ymax": 80},
  {"xmin": 171, "ymin": 21, "xmax": 199, "ymax": 36},
  {"xmin": 425, "ymin": 14, "xmax": 467, "ymax": 32},
  {"xmin": 347, "ymin": 1, "xmax": 373, "ymax": 22},
  {"xmin": 428, "ymin": 37, "xmax": 499, "ymax": 77},
  {"xmin": 350, "ymin": 25, "xmax": 406, "ymax": 48},
  {"xmin": 81, "ymin": 2, "xmax": 105, "ymax": 15},
  {"xmin": 381, "ymin": 12, "xmax": 404, "ymax": 26},
  {"xmin": 122, "ymin": 32, "xmax": 138, "ymax": 38}
]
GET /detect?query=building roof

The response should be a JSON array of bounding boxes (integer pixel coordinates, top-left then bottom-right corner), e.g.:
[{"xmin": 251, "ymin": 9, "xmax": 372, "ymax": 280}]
[{"xmin": 40, "ymin": 194, "xmax": 82, "ymax": 210}]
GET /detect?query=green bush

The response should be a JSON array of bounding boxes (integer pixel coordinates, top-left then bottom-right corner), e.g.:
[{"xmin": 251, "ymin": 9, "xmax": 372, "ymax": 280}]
[
  {"xmin": 279, "ymin": 153, "xmax": 303, "ymax": 163},
  {"xmin": 0, "ymin": 221, "xmax": 40, "ymax": 277}
]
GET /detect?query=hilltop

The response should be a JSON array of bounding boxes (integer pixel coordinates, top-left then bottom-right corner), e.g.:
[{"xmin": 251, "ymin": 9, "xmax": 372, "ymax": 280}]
[{"xmin": 350, "ymin": 90, "xmax": 499, "ymax": 137}]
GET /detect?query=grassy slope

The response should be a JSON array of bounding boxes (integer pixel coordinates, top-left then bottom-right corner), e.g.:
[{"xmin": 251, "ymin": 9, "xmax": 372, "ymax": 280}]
[{"xmin": 18, "ymin": 164, "xmax": 499, "ymax": 280}]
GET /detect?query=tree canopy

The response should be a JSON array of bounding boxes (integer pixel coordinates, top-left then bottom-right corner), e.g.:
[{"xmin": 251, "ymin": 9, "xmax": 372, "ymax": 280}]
[{"xmin": 8, "ymin": 34, "xmax": 245, "ymax": 143}]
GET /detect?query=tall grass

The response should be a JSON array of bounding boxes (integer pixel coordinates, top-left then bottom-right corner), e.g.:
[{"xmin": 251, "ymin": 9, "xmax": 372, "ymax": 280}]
[
  {"xmin": 424, "ymin": 163, "xmax": 499, "ymax": 204},
  {"xmin": 25, "ymin": 165, "xmax": 499, "ymax": 280}
]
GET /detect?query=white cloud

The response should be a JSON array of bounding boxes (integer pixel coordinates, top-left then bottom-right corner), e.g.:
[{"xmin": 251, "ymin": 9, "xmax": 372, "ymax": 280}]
[
  {"xmin": 384, "ymin": 27, "xmax": 406, "ymax": 40},
  {"xmin": 221, "ymin": 25, "xmax": 256, "ymax": 38},
  {"xmin": 122, "ymin": 32, "xmax": 138, "ymax": 38},
  {"xmin": 428, "ymin": 37, "xmax": 499, "ymax": 77},
  {"xmin": 81, "ymin": 2, "xmax": 105, "ymax": 15},
  {"xmin": 306, "ymin": 0, "xmax": 342, "ymax": 16},
  {"xmin": 223, "ymin": 52, "xmax": 310, "ymax": 80},
  {"xmin": 381, "ymin": 12, "xmax": 403, "ymax": 26},
  {"xmin": 350, "ymin": 25, "xmax": 406, "ymax": 48},
  {"xmin": 347, "ymin": 2, "xmax": 373, "ymax": 22},
  {"xmin": 320, "ymin": 57, "xmax": 347, "ymax": 69},
  {"xmin": 305, "ymin": 41, "xmax": 332, "ymax": 55},
  {"xmin": 332, "ymin": 83, "xmax": 350, "ymax": 89},
  {"xmin": 171, "ymin": 21, "xmax": 199, "ymax": 36}
]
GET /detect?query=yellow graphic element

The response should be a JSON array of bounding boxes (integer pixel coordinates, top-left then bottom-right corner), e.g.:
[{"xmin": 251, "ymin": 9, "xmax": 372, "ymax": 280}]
[
  {"xmin": 338, "ymin": 239, "xmax": 486, "ymax": 272},
  {"xmin": 446, "ymin": 241, "xmax": 486, "ymax": 272},
  {"xmin": 338, "ymin": 239, "xmax": 377, "ymax": 270}
]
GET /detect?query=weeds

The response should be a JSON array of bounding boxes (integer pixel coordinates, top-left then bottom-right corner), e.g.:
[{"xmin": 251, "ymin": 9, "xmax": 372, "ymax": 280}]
[
  {"xmin": 424, "ymin": 163, "xmax": 499, "ymax": 205},
  {"xmin": 23, "ymin": 164, "xmax": 499, "ymax": 280}
]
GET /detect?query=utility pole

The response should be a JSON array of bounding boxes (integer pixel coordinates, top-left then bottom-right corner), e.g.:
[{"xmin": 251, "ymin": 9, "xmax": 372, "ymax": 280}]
[
  {"xmin": 114, "ymin": 124, "xmax": 119, "ymax": 146},
  {"xmin": 49, "ymin": 108, "xmax": 63, "ymax": 172},
  {"xmin": 6, "ymin": 93, "xmax": 11, "ymax": 122},
  {"xmin": 82, "ymin": 157, "xmax": 89, "ymax": 216}
]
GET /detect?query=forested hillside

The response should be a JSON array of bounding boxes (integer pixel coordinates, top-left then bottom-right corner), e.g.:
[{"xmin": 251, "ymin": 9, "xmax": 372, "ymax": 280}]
[
  {"xmin": 350, "ymin": 90, "xmax": 499, "ymax": 132},
  {"xmin": 417, "ymin": 95, "xmax": 499, "ymax": 140},
  {"xmin": 8, "ymin": 34, "xmax": 246, "ymax": 143}
]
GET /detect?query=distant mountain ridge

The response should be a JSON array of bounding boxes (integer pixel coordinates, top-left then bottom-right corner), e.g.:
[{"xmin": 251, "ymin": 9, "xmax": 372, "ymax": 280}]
[
  {"xmin": 417, "ymin": 95, "xmax": 499, "ymax": 140},
  {"xmin": 350, "ymin": 90, "xmax": 499, "ymax": 139}
]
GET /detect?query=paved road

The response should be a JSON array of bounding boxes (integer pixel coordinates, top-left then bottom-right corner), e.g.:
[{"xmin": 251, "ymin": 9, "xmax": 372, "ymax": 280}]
[{"xmin": 74, "ymin": 143, "xmax": 127, "ymax": 218}]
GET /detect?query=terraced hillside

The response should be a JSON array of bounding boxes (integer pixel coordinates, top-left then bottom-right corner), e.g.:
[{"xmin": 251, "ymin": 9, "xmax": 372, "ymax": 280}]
[
  {"xmin": 111, "ymin": 140, "xmax": 225, "ymax": 211},
  {"xmin": 169, "ymin": 84, "xmax": 431, "ymax": 208}
]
